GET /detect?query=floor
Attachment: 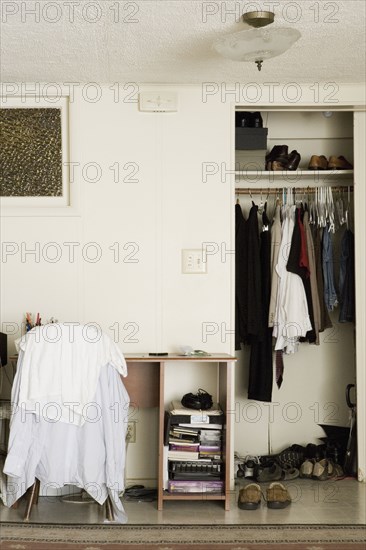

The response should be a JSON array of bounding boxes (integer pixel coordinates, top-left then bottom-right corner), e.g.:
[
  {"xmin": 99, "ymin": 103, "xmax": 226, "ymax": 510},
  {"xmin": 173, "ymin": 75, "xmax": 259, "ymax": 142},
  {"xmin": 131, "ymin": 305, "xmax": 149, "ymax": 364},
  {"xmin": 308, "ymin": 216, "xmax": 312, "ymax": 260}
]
[{"xmin": 0, "ymin": 479, "xmax": 365, "ymax": 525}]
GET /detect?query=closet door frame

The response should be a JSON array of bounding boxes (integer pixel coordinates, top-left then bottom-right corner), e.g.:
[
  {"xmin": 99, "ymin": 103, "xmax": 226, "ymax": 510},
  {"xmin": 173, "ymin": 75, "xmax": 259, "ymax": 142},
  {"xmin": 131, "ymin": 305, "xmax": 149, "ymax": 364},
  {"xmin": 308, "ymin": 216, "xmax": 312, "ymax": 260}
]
[{"xmin": 353, "ymin": 110, "xmax": 366, "ymax": 482}]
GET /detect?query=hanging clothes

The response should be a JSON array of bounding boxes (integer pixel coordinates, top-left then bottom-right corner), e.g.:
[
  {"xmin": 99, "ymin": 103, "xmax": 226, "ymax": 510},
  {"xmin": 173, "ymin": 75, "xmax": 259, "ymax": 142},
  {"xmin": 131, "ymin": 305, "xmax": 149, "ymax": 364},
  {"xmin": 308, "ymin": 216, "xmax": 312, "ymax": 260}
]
[
  {"xmin": 235, "ymin": 203, "xmax": 248, "ymax": 349},
  {"xmin": 322, "ymin": 226, "xmax": 339, "ymax": 311},
  {"xmin": 311, "ymin": 226, "xmax": 333, "ymax": 331},
  {"xmin": 268, "ymin": 203, "xmax": 282, "ymax": 328},
  {"xmin": 303, "ymin": 210, "xmax": 321, "ymax": 344},
  {"xmin": 235, "ymin": 202, "xmax": 263, "ymax": 350},
  {"xmin": 248, "ymin": 203, "xmax": 273, "ymax": 403},
  {"xmin": 339, "ymin": 229, "xmax": 355, "ymax": 323},
  {"xmin": 286, "ymin": 207, "xmax": 316, "ymax": 344},
  {"xmin": 273, "ymin": 205, "xmax": 312, "ymax": 354}
]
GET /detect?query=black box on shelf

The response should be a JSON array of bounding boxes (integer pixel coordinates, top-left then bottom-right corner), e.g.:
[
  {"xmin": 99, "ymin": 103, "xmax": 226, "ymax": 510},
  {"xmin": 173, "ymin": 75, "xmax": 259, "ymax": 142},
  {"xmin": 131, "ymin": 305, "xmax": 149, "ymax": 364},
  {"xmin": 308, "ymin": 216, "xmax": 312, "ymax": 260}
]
[{"xmin": 236, "ymin": 127, "xmax": 268, "ymax": 150}]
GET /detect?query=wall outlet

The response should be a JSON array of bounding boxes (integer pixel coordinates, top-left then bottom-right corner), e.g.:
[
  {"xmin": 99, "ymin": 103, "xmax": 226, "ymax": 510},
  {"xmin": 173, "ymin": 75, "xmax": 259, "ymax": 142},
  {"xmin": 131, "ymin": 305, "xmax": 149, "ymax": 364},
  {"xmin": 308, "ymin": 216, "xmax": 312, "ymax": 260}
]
[{"xmin": 126, "ymin": 421, "xmax": 136, "ymax": 443}]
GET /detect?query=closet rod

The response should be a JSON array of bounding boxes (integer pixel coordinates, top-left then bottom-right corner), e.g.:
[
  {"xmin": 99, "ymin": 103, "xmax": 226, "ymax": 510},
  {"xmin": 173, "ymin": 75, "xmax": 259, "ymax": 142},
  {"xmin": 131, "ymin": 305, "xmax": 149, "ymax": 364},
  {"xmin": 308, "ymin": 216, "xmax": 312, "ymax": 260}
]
[{"xmin": 235, "ymin": 186, "xmax": 354, "ymax": 195}]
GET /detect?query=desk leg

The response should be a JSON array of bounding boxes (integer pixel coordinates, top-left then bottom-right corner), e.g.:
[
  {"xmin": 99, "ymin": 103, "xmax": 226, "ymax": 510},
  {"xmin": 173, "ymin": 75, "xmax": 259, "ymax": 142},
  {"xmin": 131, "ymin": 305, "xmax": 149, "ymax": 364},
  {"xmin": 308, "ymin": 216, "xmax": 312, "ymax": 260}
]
[
  {"xmin": 219, "ymin": 361, "xmax": 234, "ymax": 512},
  {"xmin": 157, "ymin": 360, "xmax": 165, "ymax": 511}
]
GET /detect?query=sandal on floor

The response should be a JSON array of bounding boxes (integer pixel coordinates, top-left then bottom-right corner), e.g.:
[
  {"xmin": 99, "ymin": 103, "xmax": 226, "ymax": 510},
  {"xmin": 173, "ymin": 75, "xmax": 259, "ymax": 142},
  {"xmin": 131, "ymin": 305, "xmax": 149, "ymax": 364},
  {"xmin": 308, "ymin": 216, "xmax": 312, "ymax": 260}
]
[
  {"xmin": 238, "ymin": 483, "xmax": 261, "ymax": 510},
  {"xmin": 266, "ymin": 482, "xmax": 291, "ymax": 509}
]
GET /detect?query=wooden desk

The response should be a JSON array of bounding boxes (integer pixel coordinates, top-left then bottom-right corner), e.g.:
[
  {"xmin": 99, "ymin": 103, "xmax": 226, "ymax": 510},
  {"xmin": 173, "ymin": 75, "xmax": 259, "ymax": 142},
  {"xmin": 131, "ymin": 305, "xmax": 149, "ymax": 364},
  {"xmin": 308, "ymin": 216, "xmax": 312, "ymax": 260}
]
[
  {"xmin": 124, "ymin": 354, "xmax": 236, "ymax": 511},
  {"xmin": 9, "ymin": 353, "xmax": 237, "ymax": 511}
]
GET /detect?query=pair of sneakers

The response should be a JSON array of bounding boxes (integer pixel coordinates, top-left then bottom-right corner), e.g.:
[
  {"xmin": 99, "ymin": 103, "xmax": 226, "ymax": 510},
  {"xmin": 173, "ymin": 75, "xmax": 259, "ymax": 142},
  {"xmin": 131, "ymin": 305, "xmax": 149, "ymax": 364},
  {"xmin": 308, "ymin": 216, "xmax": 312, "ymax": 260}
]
[{"xmin": 238, "ymin": 482, "xmax": 291, "ymax": 510}]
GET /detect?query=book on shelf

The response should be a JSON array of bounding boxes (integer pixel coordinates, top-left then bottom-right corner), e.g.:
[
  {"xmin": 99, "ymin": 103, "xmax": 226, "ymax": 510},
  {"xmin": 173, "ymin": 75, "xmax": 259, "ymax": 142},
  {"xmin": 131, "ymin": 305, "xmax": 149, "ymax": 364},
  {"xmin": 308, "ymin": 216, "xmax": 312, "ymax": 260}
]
[
  {"xmin": 177, "ymin": 422, "xmax": 223, "ymax": 430},
  {"xmin": 171, "ymin": 426, "xmax": 200, "ymax": 435},
  {"xmin": 167, "ymin": 479, "xmax": 224, "ymax": 493},
  {"xmin": 199, "ymin": 453, "xmax": 221, "ymax": 460},
  {"xmin": 199, "ymin": 430, "xmax": 222, "ymax": 444},
  {"xmin": 169, "ymin": 443, "xmax": 200, "ymax": 452},
  {"xmin": 199, "ymin": 445, "xmax": 221, "ymax": 452},
  {"xmin": 170, "ymin": 400, "xmax": 223, "ymax": 416},
  {"xmin": 199, "ymin": 447, "xmax": 221, "ymax": 459},
  {"xmin": 167, "ymin": 450, "xmax": 199, "ymax": 460},
  {"xmin": 169, "ymin": 430, "xmax": 199, "ymax": 443}
]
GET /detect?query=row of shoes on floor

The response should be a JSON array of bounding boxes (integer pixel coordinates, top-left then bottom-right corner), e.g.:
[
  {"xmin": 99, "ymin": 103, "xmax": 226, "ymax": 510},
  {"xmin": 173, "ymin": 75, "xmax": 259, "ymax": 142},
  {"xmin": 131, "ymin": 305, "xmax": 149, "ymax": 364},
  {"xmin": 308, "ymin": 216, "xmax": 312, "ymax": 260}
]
[
  {"xmin": 253, "ymin": 457, "xmax": 343, "ymax": 483},
  {"xmin": 237, "ymin": 443, "xmax": 344, "ymax": 483},
  {"xmin": 266, "ymin": 145, "xmax": 353, "ymax": 171}
]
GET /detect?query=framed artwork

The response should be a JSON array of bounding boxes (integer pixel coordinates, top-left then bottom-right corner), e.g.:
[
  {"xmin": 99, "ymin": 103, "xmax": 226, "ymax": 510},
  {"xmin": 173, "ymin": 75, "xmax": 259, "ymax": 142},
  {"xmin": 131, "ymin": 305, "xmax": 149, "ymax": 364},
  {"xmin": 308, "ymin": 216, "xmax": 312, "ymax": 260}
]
[{"xmin": 0, "ymin": 96, "xmax": 70, "ymax": 209}]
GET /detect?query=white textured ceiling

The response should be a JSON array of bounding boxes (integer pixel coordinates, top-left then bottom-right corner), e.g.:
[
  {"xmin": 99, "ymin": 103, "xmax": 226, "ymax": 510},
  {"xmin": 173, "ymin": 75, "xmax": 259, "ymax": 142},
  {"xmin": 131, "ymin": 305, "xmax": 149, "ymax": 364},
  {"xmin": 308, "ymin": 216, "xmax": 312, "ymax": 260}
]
[{"xmin": 1, "ymin": 0, "xmax": 365, "ymax": 84}]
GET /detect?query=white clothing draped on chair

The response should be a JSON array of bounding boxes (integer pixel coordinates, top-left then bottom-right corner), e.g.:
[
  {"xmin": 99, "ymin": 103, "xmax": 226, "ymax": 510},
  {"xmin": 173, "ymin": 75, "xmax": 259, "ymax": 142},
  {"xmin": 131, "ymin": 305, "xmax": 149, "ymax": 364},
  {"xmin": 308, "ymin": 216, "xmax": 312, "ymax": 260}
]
[{"xmin": 3, "ymin": 324, "xmax": 130, "ymax": 523}]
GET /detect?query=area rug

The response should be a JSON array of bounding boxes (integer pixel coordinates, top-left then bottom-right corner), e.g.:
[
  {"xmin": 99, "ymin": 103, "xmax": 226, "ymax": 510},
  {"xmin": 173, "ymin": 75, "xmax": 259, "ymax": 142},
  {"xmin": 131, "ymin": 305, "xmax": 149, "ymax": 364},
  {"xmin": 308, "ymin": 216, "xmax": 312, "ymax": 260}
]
[{"xmin": 1, "ymin": 523, "xmax": 365, "ymax": 549}]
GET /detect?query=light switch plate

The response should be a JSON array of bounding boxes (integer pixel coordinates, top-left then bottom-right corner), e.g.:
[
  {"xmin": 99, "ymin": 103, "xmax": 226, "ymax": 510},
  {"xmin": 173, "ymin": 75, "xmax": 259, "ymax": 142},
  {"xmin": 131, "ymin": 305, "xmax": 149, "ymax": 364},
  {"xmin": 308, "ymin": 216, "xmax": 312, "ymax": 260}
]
[
  {"xmin": 182, "ymin": 249, "xmax": 207, "ymax": 274},
  {"xmin": 139, "ymin": 92, "xmax": 178, "ymax": 112}
]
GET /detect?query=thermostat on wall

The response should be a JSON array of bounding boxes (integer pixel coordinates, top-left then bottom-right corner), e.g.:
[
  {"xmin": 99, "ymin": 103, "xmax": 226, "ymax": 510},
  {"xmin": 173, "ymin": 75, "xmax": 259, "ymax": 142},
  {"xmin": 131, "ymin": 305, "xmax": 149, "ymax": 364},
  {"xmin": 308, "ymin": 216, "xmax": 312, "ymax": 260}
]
[{"xmin": 139, "ymin": 92, "xmax": 178, "ymax": 112}]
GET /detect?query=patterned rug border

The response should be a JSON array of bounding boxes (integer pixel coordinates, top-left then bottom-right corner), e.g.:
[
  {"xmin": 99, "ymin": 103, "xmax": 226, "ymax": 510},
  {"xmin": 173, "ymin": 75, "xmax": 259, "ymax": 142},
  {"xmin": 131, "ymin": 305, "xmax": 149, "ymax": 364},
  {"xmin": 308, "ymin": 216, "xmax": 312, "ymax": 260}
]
[{"xmin": 1, "ymin": 523, "xmax": 365, "ymax": 545}]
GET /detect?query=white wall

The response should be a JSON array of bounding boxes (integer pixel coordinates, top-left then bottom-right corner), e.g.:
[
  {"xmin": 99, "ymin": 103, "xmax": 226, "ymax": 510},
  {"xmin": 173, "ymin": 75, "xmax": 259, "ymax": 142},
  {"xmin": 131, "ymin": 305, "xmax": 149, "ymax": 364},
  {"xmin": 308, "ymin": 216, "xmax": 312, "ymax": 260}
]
[
  {"xmin": 1, "ymin": 84, "xmax": 365, "ymax": 485},
  {"xmin": 0, "ymin": 86, "xmax": 233, "ymax": 485}
]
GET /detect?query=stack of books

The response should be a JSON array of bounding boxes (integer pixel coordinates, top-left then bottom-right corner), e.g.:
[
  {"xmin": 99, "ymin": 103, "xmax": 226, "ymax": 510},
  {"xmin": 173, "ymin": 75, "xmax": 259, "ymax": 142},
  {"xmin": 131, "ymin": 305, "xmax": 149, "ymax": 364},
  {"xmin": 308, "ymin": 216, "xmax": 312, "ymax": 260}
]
[{"xmin": 164, "ymin": 401, "xmax": 225, "ymax": 494}]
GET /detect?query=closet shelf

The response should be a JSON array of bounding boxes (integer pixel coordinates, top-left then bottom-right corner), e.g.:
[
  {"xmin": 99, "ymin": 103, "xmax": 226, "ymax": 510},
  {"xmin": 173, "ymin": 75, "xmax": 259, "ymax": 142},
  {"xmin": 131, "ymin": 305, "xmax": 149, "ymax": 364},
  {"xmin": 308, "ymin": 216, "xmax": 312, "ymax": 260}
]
[{"xmin": 234, "ymin": 169, "xmax": 354, "ymax": 184}]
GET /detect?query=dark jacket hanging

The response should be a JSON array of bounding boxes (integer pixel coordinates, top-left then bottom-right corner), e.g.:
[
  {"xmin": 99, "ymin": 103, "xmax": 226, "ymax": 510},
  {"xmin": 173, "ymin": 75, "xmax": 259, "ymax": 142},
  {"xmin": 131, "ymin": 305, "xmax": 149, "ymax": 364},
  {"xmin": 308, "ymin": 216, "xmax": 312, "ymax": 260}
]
[
  {"xmin": 248, "ymin": 204, "xmax": 273, "ymax": 403},
  {"xmin": 235, "ymin": 202, "xmax": 263, "ymax": 349}
]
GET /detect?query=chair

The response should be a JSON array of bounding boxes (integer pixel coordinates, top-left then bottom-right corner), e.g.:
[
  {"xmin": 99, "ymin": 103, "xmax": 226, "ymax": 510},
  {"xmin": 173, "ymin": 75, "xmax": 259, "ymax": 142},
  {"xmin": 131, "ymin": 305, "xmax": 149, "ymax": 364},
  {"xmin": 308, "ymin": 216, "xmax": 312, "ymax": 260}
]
[{"xmin": 2, "ymin": 324, "xmax": 129, "ymax": 523}]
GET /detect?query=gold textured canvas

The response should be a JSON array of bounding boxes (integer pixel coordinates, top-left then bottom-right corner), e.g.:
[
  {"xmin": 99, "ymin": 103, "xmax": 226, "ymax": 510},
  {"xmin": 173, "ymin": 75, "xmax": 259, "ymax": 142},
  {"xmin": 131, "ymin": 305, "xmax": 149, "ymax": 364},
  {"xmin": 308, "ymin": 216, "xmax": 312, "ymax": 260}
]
[{"xmin": 0, "ymin": 108, "xmax": 62, "ymax": 197}]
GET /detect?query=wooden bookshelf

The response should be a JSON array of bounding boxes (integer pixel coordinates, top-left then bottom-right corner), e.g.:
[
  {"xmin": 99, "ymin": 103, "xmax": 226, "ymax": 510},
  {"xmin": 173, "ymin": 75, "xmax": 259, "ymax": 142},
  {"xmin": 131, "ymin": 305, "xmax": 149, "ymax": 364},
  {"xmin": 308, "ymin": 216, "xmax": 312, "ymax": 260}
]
[{"xmin": 125, "ymin": 354, "xmax": 236, "ymax": 511}]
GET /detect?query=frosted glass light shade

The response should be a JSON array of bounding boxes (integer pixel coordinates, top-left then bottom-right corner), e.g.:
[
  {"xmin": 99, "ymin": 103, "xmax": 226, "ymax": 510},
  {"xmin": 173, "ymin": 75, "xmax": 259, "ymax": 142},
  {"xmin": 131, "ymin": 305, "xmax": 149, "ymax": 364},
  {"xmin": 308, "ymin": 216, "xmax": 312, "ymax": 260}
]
[{"xmin": 213, "ymin": 27, "xmax": 301, "ymax": 62}]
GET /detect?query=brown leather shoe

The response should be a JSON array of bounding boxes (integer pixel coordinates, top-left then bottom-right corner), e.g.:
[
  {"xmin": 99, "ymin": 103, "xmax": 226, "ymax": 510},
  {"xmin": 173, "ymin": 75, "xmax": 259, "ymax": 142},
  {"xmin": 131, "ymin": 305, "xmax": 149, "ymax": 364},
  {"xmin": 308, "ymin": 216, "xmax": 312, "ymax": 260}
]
[
  {"xmin": 266, "ymin": 145, "xmax": 288, "ymax": 164},
  {"xmin": 267, "ymin": 160, "xmax": 286, "ymax": 171},
  {"xmin": 285, "ymin": 150, "xmax": 301, "ymax": 171},
  {"xmin": 328, "ymin": 156, "xmax": 353, "ymax": 170},
  {"xmin": 238, "ymin": 483, "xmax": 261, "ymax": 510},
  {"xmin": 308, "ymin": 155, "xmax": 328, "ymax": 170}
]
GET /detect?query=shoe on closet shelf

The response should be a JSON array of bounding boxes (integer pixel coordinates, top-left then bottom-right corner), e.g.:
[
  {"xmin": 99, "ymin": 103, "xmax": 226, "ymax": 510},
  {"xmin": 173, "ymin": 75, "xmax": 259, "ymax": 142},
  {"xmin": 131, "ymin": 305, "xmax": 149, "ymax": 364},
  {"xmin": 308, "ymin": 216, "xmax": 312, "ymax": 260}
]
[
  {"xmin": 308, "ymin": 155, "xmax": 328, "ymax": 170},
  {"xmin": 238, "ymin": 483, "xmax": 262, "ymax": 510},
  {"xmin": 328, "ymin": 155, "xmax": 353, "ymax": 170},
  {"xmin": 266, "ymin": 482, "xmax": 291, "ymax": 509},
  {"xmin": 266, "ymin": 145, "xmax": 288, "ymax": 164},
  {"xmin": 284, "ymin": 150, "xmax": 301, "ymax": 171},
  {"xmin": 267, "ymin": 160, "xmax": 287, "ymax": 171},
  {"xmin": 236, "ymin": 111, "xmax": 263, "ymax": 128}
]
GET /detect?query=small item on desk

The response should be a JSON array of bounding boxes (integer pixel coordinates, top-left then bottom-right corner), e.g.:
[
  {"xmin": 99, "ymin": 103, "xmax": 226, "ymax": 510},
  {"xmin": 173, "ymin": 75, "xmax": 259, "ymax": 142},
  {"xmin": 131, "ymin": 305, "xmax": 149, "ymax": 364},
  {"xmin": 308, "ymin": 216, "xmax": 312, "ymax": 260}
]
[
  {"xmin": 148, "ymin": 352, "xmax": 169, "ymax": 356},
  {"xmin": 178, "ymin": 346, "xmax": 211, "ymax": 357}
]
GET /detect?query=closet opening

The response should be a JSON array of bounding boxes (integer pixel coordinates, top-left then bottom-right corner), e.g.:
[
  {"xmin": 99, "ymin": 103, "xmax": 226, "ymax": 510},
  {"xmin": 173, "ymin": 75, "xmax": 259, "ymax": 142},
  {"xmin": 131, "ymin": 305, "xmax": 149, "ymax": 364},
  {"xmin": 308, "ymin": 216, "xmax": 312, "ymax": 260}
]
[{"xmin": 233, "ymin": 109, "xmax": 359, "ymax": 484}]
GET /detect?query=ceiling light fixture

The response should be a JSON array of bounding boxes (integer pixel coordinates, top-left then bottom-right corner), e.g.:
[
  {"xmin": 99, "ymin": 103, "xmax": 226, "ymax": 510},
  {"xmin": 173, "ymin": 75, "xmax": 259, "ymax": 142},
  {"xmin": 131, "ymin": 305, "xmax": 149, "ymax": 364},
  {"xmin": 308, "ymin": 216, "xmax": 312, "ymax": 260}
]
[{"xmin": 213, "ymin": 11, "xmax": 301, "ymax": 71}]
